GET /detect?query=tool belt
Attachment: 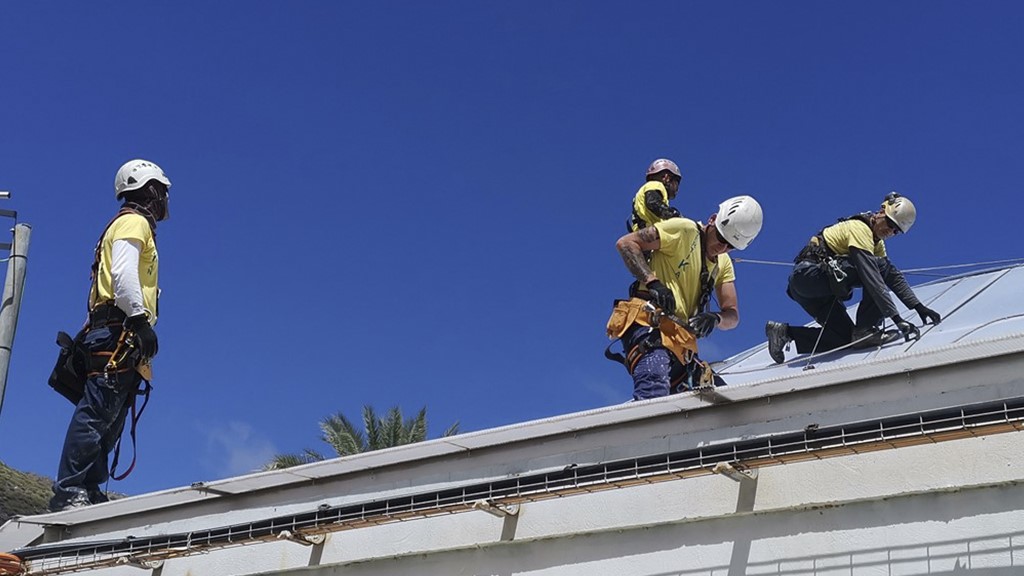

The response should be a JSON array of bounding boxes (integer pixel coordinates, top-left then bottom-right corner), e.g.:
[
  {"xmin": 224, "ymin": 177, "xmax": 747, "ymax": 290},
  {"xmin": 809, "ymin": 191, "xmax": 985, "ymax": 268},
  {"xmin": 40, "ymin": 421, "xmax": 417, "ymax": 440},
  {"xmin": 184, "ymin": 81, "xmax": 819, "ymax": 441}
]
[
  {"xmin": 605, "ymin": 297, "xmax": 698, "ymax": 372},
  {"xmin": 89, "ymin": 303, "xmax": 127, "ymax": 327},
  {"xmin": 794, "ymin": 236, "xmax": 852, "ymax": 301}
]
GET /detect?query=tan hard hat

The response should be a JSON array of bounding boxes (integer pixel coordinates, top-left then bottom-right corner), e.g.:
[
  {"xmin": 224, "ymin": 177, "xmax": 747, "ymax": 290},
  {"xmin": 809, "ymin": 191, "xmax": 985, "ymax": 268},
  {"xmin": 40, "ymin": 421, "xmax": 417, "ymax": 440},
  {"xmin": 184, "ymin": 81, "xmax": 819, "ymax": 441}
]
[{"xmin": 645, "ymin": 158, "xmax": 682, "ymax": 179}]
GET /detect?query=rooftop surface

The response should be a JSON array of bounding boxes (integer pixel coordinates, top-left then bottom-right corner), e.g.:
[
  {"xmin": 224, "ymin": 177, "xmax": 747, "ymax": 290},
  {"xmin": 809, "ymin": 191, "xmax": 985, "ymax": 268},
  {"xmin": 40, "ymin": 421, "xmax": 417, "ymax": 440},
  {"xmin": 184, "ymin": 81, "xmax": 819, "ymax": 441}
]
[{"xmin": 714, "ymin": 263, "xmax": 1024, "ymax": 384}]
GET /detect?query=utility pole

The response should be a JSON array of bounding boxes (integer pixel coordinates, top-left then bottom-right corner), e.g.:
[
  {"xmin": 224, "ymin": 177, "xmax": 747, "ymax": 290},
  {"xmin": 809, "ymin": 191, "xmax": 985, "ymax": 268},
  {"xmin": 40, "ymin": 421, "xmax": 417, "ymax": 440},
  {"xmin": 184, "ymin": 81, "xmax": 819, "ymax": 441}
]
[{"xmin": 0, "ymin": 191, "xmax": 31, "ymax": 418}]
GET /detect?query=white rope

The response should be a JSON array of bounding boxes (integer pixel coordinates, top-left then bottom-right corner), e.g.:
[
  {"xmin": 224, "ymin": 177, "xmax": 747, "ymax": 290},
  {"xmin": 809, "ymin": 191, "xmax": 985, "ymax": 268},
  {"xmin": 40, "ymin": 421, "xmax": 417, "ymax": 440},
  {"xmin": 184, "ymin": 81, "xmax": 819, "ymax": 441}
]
[
  {"xmin": 734, "ymin": 256, "xmax": 1024, "ymax": 275},
  {"xmin": 732, "ymin": 258, "xmax": 791, "ymax": 267},
  {"xmin": 902, "ymin": 258, "xmax": 1024, "ymax": 273}
]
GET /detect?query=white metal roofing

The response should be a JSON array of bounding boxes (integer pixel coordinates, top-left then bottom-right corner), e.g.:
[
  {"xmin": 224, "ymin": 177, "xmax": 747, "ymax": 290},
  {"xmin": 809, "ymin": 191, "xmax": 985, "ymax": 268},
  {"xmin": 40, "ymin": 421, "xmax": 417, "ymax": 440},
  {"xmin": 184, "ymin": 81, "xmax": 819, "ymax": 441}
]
[
  {"xmin": 4, "ymin": 265, "xmax": 1024, "ymax": 543},
  {"xmin": 713, "ymin": 264, "xmax": 1024, "ymax": 384}
]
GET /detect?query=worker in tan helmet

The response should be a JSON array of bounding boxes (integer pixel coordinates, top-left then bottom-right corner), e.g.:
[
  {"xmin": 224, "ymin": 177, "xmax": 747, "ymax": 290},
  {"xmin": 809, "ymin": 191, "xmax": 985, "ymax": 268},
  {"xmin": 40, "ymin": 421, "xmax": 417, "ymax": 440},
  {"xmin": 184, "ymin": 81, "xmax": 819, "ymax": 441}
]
[
  {"xmin": 627, "ymin": 158, "xmax": 683, "ymax": 232},
  {"xmin": 765, "ymin": 193, "xmax": 942, "ymax": 364}
]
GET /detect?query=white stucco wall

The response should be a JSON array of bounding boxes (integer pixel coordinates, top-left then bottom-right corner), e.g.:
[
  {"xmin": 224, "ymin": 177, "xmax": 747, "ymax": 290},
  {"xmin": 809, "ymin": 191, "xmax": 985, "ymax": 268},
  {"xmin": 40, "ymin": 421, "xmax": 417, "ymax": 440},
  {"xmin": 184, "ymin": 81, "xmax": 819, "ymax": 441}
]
[{"xmin": 115, "ymin": 430, "xmax": 1024, "ymax": 576}]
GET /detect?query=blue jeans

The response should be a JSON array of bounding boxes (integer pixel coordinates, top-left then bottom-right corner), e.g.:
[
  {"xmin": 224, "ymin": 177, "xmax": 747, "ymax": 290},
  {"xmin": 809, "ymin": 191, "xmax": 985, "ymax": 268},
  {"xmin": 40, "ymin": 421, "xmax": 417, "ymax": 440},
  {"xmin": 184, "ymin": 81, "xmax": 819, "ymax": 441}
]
[
  {"xmin": 624, "ymin": 325, "xmax": 692, "ymax": 400},
  {"xmin": 50, "ymin": 326, "xmax": 140, "ymax": 510}
]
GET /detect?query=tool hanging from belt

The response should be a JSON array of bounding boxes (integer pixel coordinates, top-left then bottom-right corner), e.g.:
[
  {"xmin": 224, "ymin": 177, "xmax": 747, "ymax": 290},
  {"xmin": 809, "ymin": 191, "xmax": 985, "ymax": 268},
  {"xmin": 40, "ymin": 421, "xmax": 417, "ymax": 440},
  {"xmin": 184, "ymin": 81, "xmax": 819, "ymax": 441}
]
[
  {"xmin": 604, "ymin": 297, "xmax": 699, "ymax": 372},
  {"xmin": 795, "ymin": 234, "xmax": 851, "ymax": 300},
  {"xmin": 604, "ymin": 298, "xmax": 719, "ymax": 391},
  {"xmin": 84, "ymin": 323, "xmax": 152, "ymax": 482}
]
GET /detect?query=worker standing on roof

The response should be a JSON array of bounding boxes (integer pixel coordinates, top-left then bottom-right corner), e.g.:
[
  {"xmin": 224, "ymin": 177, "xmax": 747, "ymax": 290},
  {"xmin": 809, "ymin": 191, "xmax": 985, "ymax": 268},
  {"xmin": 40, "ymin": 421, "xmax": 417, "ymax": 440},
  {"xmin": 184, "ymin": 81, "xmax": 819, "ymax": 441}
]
[
  {"xmin": 608, "ymin": 196, "xmax": 764, "ymax": 400},
  {"xmin": 49, "ymin": 159, "xmax": 170, "ymax": 512},
  {"xmin": 765, "ymin": 193, "xmax": 942, "ymax": 365},
  {"xmin": 628, "ymin": 158, "xmax": 683, "ymax": 232}
]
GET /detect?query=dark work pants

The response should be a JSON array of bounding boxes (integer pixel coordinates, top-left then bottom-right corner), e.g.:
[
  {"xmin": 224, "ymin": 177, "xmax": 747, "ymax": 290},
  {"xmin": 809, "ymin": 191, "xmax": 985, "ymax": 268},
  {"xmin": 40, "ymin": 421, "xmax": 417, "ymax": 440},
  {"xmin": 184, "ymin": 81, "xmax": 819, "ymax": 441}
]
[
  {"xmin": 50, "ymin": 326, "xmax": 140, "ymax": 510},
  {"xmin": 785, "ymin": 261, "xmax": 884, "ymax": 354}
]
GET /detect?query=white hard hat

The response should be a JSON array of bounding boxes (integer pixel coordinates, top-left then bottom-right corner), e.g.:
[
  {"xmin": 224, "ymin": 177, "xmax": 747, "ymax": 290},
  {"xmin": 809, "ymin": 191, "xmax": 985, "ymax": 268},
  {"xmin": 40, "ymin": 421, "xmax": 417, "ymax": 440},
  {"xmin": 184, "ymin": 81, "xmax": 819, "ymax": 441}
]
[
  {"xmin": 882, "ymin": 193, "xmax": 916, "ymax": 233},
  {"xmin": 714, "ymin": 195, "xmax": 763, "ymax": 250},
  {"xmin": 645, "ymin": 158, "xmax": 682, "ymax": 179},
  {"xmin": 114, "ymin": 159, "xmax": 171, "ymax": 199}
]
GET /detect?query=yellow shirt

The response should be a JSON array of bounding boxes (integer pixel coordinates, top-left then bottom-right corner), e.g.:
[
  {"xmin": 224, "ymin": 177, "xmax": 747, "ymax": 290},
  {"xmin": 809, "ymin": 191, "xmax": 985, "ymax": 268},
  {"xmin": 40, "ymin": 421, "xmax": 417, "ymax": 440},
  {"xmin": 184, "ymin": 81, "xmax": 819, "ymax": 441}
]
[
  {"xmin": 91, "ymin": 213, "xmax": 159, "ymax": 323},
  {"xmin": 651, "ymin": 218, "xmax": 736, "ymax": 318},
  {"xmin": 821, "ymin": 219, "xmax": 887, "ymax": 258},
  {"xmin": 631, "ymin": 181, "xmax": 671, "ymax": 231}
]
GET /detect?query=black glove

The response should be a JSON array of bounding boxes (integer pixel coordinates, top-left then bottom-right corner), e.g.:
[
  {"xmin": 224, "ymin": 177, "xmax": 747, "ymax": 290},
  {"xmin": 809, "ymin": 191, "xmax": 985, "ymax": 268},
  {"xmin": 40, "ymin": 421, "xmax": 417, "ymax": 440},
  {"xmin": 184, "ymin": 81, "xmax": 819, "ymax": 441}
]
[
  {"xmin": 893, "ymin": 316, "xmax": 920, "ymax": 342},
  {"xmin": 645, "ymin": 279, "xmax": 676, "ymax": 314},
  {"xmin": 125, "ymin": 314, "xmax": 158, "ymax": 359},
  {"xmin": 914, "ymin": 304, "xmax": 942, "ymax": 325},
  {"xmin": 688, "ymin": 311, "xmax": 721, "ymax": 338}
]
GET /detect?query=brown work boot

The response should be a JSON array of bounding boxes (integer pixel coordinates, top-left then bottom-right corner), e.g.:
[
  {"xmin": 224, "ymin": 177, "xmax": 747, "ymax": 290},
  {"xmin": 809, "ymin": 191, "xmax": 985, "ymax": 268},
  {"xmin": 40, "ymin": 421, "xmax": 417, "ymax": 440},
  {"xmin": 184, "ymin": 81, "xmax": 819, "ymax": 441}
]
[{"xmin": 765, "ymin": 321, "xmax": 791, "ymax": 364}]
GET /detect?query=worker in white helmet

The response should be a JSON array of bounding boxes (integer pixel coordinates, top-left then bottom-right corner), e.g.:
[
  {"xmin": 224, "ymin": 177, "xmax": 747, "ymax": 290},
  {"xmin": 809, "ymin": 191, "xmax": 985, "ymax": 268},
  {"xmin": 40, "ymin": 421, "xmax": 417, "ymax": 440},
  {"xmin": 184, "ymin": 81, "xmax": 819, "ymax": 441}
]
[
  {"xmin": 608, "ymin": 195, "xmax": 764, "ymax": 400},
  {"xmin": 765, "ymin": 193, "xmax": 942, "ymax": 364},
  {"xmin": 49, "ymin": 159, "xmax": 171, "ymax": 511},
  {"xmin": 627, "ymin": 158, "xmax": 683, "ymax": 232}
]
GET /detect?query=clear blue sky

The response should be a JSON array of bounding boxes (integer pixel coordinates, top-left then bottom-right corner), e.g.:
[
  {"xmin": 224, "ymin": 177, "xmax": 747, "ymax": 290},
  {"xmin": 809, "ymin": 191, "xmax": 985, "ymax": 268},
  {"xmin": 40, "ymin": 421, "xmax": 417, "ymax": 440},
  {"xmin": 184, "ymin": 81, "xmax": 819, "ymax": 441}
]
[{"xmin": 1, "ymin": 2, "xmax": 1022, "ymax": 495}]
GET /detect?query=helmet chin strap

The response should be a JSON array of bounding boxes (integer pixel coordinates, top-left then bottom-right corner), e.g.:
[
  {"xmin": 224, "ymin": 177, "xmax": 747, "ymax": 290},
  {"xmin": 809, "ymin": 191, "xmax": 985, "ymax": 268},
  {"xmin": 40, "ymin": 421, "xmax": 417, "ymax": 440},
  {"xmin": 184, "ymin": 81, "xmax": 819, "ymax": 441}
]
[{"xmin": 122, "ymin": 201, "xmax": 159, "ymax": 228}]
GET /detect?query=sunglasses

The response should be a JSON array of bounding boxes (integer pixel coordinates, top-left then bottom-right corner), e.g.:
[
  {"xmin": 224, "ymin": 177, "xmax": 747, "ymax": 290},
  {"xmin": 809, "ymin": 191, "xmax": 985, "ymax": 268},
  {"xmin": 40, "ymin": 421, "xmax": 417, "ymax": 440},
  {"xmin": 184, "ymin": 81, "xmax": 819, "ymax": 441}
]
[
  {"xmin": 716, "ymin": 228, "xmax": 737, "ymax": 250},
  {"xmin": 884, "ymin": 217, "xmax": 902, "ymax": 235}
]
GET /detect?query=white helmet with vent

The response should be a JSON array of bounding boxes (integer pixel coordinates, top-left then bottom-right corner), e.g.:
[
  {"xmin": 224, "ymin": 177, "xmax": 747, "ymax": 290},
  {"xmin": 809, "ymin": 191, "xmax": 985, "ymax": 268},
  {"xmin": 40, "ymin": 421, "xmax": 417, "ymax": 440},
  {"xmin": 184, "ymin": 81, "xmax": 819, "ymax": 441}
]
[
  {"xmin": 114, "ymin": 159, "xmax": 171, "ymax": 200},
  {"xmin": 714, "ymin": 195, "xmax": 763, "ymax": 250}
]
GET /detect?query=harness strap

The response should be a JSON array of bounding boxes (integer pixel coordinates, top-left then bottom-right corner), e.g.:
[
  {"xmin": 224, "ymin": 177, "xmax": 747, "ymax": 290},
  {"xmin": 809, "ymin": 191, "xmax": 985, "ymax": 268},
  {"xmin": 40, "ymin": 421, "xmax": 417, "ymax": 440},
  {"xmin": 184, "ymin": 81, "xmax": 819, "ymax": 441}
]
[
  {"xmin": 696, "ymin": 228, "xmax": 719, "ymax": 315},
  {"xmin": 604, "ymin": 328, "xmax": 658, "ymax": 375},
  {"xmin": 110, "ymin": 379, "xmax": 151, "ymax": 481},
  {"xmin": 87, "ymin": 207, "xmax": 156, "ymax": 321}
]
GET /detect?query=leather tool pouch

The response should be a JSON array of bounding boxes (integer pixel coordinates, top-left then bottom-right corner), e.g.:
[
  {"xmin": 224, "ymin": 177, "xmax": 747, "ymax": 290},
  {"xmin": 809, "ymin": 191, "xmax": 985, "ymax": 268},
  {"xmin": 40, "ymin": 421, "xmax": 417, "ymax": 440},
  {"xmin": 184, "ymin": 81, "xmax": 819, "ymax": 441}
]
[
  {"xmin": 606, "ymin": 298, "xmax": 698, "ymax": 366},
  {"xmin": 48, "ymin": 329, "xmax": 88, "ymax": 405}
]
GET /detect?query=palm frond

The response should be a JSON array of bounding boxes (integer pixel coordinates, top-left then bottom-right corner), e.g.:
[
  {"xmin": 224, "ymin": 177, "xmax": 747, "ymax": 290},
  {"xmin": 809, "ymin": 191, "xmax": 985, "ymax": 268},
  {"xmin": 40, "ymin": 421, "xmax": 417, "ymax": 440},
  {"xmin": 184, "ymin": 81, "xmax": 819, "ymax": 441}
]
[
  {"xmin": 265, "ymin": 404, "xmax": 463, "ymax": 470},
  {"xmin": 320, "ymin": 411, "xmax": 366, "ymax": 456},
  {"xmin": 406, "ymin": 406, "xmax": 428, "ymax": 443},
  {"xmin": 262, "ymin": 450, "xmax": 323, "ymax": 471},
  {"xmin": 363, "ymin": 405, "xmax": 383, "ymax": 452},
  {"xmin": 442, "ymin": 421, "xmax": 460, "ymax": 437}
]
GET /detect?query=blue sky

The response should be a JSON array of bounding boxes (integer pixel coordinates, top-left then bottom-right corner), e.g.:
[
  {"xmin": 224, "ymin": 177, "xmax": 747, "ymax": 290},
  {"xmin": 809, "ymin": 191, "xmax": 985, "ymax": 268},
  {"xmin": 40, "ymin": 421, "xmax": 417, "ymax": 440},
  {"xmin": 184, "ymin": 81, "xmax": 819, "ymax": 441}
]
[{"xmin": 1, "ymin": 2, "xmax": 1023, "ymax": 495}]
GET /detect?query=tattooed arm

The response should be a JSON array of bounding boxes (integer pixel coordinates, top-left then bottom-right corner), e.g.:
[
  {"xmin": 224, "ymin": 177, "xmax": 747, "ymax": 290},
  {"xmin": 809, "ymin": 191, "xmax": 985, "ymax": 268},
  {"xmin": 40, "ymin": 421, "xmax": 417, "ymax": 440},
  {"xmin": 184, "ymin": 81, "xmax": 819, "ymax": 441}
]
[{"xmin": 616, "ymin": 226, "xmax": 661, "ymax": 284}]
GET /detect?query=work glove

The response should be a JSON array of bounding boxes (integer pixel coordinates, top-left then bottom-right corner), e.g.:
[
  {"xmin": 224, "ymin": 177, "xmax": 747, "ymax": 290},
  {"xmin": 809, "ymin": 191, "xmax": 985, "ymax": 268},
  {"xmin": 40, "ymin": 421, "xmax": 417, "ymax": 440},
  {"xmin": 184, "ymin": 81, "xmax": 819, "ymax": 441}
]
[
  {"xmin": 125, "ymin": 314, "xmax": 159, "ymax": 359},
  {"xmin": 688, "ymin": 311, "xmax": 722, "ymax": 338},
  {"xmin": 914, "ymin": 304, "xmax": 942, "ymax": 325},
  {"xmin": 645, "ymin": 279, "xmax": 676, "ymax": 315},
  {"xmin": 892, "ymin": 316, "xmax": 921, "ymax": 342}
]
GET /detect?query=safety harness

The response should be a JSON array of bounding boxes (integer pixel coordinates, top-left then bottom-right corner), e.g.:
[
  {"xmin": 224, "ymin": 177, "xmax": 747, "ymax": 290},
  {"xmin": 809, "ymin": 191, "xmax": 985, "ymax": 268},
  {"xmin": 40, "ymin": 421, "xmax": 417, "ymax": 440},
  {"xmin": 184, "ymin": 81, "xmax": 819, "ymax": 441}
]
[
  {"xmin": 793, "ymin": 212, "xmax": 876, "ymax": 301},
  {"xmin": 49, "ymin": 207, "xmax": 154, "ymax": 481},
  {"xmin": 92, "ymin": 208, "xmax": 155, "ymax": 481}
]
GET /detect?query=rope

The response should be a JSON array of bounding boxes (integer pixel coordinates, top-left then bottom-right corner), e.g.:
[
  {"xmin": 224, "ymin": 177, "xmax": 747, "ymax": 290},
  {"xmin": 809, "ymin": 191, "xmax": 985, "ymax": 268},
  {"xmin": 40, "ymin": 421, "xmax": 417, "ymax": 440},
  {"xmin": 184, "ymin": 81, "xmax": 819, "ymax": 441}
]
[
  {"xmin": 802, "ymin": 302, "xmax": 834, "ymax": 370},
  {"xmin": 902, "ymin": 258, "xmax": 1024, "ymax": 273},
  {"xmin": 734, "ymin": 257, "xmax": 1024, "ymax": 277},
  {"xmin": 731, "ymin": 258, "xmax": 792, "ymax": 267}
]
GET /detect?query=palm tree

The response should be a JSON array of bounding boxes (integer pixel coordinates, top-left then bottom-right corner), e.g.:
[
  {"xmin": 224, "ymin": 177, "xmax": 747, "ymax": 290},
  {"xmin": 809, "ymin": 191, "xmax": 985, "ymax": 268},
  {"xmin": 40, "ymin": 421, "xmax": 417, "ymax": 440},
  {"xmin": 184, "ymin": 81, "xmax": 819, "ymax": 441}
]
[{"xmin": 264, "ymin": 405, "xmax": 459, "ymax": 470}]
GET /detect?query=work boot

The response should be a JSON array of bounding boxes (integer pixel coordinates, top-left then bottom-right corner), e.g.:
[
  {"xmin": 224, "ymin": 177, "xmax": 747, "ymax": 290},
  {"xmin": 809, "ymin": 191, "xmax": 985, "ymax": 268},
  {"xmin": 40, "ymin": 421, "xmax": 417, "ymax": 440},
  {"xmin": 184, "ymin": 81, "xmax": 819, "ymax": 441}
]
[
  {"xmin": 49, "ymin": 490, "xmax": 91, "ymax": 513},
  {"xmin": 851, "ymin": 327, "xmax": 898, "ymax": 349},
  {"xmin": 765, "ymin": 321, "xmax": 791, "ymax": 364},
  {"xmin": 87, "ymin": 488, "xmax": 109, "ymax": 504}
]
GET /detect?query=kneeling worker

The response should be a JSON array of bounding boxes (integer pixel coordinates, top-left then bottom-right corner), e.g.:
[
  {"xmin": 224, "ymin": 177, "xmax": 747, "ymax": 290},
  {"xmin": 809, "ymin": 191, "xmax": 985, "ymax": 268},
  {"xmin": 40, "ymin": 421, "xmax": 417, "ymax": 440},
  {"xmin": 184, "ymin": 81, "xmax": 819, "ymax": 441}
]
[
  {"xmin": 609, "ymin": 196, "xmax": 764, "ymax": 400},
  {"xmin": 765, "ymin": 193, "xmax": 941, "ymax": 364}
]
